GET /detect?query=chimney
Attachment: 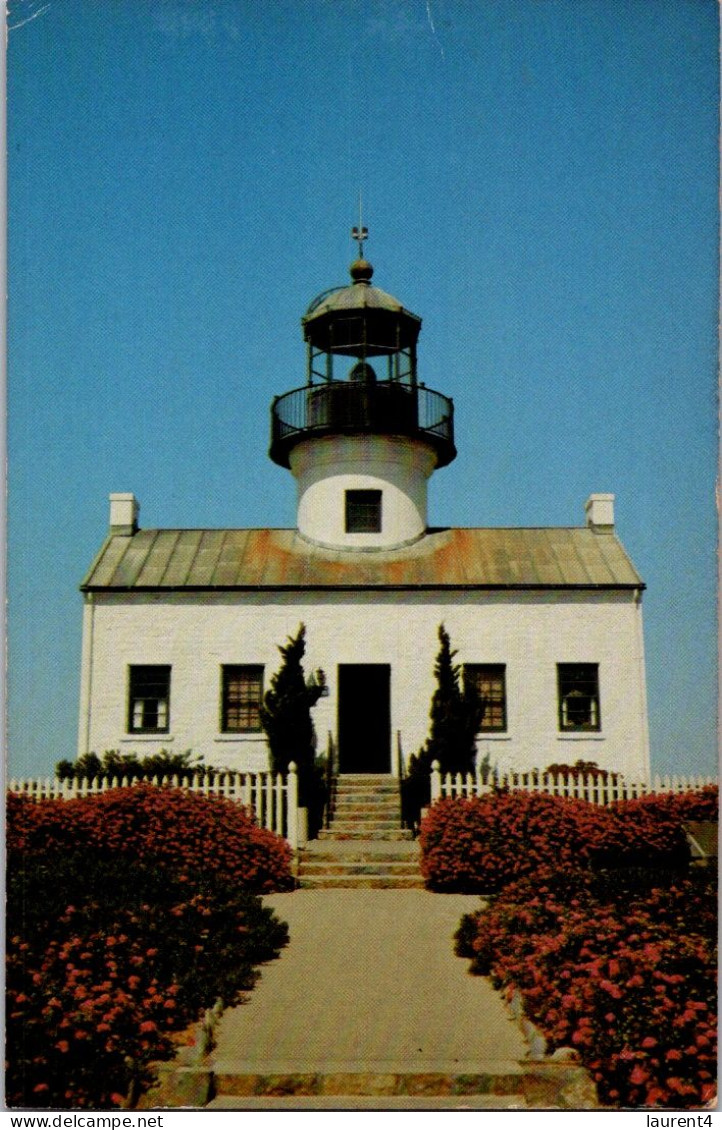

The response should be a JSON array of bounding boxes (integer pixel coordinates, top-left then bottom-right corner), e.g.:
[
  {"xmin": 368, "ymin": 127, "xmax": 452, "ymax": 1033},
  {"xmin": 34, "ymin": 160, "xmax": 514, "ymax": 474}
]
[
  {"xmin": 109, "ymin": 492, "xmax": 139, "ymax": 536},
  {"xmin": 585, "ymin": 493, "xmax": 615, "ymax": 532}
]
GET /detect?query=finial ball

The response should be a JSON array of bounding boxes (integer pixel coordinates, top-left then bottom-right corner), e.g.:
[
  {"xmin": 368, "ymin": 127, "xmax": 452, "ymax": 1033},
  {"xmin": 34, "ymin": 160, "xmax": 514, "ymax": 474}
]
[{"xmin": 350, "ymin": 258, "xmax": 374, "ymax": 283}]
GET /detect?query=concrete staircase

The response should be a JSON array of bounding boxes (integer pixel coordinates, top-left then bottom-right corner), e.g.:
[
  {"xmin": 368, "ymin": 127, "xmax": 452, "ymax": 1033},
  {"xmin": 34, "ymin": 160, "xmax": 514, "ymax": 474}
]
[
  {"xmin": 298, "ymin": 774, "xmax": 422, "ymax": 889},
  {"xmin": 318, "ymin": 774, "xmax": 411, "ymax": 840}
]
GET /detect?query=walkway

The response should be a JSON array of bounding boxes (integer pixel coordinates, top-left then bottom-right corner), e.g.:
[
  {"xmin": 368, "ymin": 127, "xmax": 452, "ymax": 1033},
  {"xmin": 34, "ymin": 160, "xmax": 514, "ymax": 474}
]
[{"xmin": 207, "ymin": 889, "xmax": 547, "ymax": 1108}]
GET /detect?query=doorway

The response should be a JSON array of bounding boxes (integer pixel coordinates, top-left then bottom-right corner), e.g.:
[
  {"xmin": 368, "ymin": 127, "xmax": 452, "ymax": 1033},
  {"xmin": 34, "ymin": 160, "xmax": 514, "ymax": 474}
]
[{"xmin": 337, "ymin": 664, "xmax": 391, "ymax": 773}]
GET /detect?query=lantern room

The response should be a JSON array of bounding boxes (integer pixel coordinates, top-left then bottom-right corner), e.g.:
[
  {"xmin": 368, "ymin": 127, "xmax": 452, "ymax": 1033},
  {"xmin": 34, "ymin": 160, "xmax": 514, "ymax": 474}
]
[{"xmin": 269, "ymin": 248, "xmax": 456, "ymax": 474}]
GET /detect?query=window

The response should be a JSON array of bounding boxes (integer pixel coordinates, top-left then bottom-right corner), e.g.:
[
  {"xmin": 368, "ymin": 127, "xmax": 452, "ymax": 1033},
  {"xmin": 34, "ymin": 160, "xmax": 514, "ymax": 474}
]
[
  {"xmin": 128, "ymin": 666, "xmax": 170, "ymax": 733},
  {"xmin": 465, "ymin": 665, "xmax": 507, "ymax": 731},
  {"xmin": 222, "ymin": 666, "xmax": 264, "ymax": 733},
  {"xmin": 345, "ymin": 489, "xmax": 382, "ymax": 533},
  {"xmin": 558, "ymin": 664, "xmax": 600, "ymax": 731}
]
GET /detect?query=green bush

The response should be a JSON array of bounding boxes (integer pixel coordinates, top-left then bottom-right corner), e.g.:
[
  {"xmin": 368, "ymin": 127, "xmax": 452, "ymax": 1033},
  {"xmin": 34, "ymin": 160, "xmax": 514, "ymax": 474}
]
[{"xmin": 55, "ymin": 748, "xmax": 216, "ymax": 783}]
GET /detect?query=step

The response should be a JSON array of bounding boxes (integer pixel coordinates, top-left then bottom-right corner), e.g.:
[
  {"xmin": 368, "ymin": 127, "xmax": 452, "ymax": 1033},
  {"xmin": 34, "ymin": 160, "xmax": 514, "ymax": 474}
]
[
  {"xmin": 334, "ymin": 788, "xmax": 400, "ymax": 801},
  {"xmin": 207, "ymin": 1094, "xmax": 529, "ymax": 1109},
  {"xmin": 333, "ymin": 790, "xmax": 399, "ymax": 800},
  {"xmin": 212, "ymin": 1062, "xmax": 530, "ymax": 1098},
  {"xmin": 332, "ymin": 795, "xmax": 400, "ymax": 808},
  {"xmin": 301, "ymin": 846, "xmax": 419, "ymax": 863},
  {"xmin": 299, "ymin": 861, "xmax": 421, "ymax": 876},
  {"xmin": 336, "ymin": 772, "xmax": 397, "ymax": 781},
  {"xmin": 317, "ymin": 828, "xmax": 414, "ymax": 841},
  {"xmin": 299, "ymin": 875, "xmax": 425, "ymax": 889},
  {"xmin": 328, "ymin": 808, "xmax": 401, "ymax": 822},
  {"xmin": 320, "ymin": 822, "xmax": 402, "ymax": 831}
]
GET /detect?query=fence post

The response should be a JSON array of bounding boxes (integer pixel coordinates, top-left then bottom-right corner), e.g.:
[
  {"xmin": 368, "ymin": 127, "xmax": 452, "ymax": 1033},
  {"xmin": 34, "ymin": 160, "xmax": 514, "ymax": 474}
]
[
  {"xmin": 286, "ymin": 762, "xmax": 299, "ymax": 851},
  {"xmin": 430, "ymin": 760, "xmax": 442, "ymax": 802}
]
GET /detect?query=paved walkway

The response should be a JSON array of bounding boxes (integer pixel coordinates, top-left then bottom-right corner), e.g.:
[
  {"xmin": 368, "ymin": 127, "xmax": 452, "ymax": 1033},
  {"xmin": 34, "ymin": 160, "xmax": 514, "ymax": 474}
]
[{"xmin": 212, "ymin": 889, "xmax": 528, "ymax": 1082}]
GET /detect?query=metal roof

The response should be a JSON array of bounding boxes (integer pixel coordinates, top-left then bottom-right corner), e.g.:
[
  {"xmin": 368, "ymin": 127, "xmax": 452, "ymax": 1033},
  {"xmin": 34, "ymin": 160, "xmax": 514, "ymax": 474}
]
[
  {"xmin": 81, "ymin": 527, "xmax": 644, "ymax": 592},
  {"xmin": 303, "ymin": 281, "xmax": 417, "ymax": 320},
  {"xmin": 303, "ymin": 259, "xmax": 421, "ymax": 327}
]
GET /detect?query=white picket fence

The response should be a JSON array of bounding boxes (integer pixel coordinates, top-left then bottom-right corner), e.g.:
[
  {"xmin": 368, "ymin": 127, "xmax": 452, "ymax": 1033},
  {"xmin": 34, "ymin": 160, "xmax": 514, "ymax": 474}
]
[
  {"xmin": 430, "ymin": 760, "xmax": 717, "ymax": 806},
  {"xmin": 8, "ymin": 763, "xmax": 301, "ymax": 850}
]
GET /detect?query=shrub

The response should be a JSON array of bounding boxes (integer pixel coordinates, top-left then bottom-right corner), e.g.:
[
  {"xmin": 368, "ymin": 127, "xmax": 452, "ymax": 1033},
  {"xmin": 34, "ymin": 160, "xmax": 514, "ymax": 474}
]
[
  {"xmin": 6, "ymin": 789, "xmax": 293, "ymax": 1108},
  {"xmin": 402, "ymin": 625, "xmax": 486, "ymax": 832},
  {"xmin": 456, "ymin": 869, "xmax": 717, "ymax": 1108},
  {"xmin": 415, "ymin": 625, "xmax": 485, "ymax": 777},
  {"xmin": 544, "ymin": 759, "xmax": 622, "ymax": 783},
  {"xmin": 588, "ymin": 787, "xmax": 718, "ymax": 872},
  {"xmin": 6, "ymin": 856, "xmax": 288, "ymax": 1107},
  {"xmin": 419, "ymin": 791, "xmax": 611, "ymax": 892},
  {"xmin": 7, "ymin": 783, "xmax": 294, "ymax": 893},
  {"xmin": 419, "ymin": 788, "xmax": 717, "ymax": 892},
  {"xmin": 55, "ymin": 748, "xmax": 218, "ymax": 784},
  {"xmin": 260, "ymin": 623, "xmax": 327, "ymax": 824}
]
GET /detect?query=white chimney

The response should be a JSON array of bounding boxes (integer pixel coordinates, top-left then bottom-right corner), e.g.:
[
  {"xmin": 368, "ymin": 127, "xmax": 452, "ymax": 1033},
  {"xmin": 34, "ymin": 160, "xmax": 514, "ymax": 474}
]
[
  {"xmin": 585, "ymin": 493, "xmax": 615, "ymax": 532},
  {"xmin": 109, "ymin": 492, "xmax": 139, "ymax": 536}
]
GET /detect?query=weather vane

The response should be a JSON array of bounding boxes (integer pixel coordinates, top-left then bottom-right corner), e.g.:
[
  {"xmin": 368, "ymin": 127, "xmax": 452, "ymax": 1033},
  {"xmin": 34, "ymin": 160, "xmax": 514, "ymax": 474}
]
[{"xmin": 351, "ymin": 191, "xmax": 368, "ymax": 257}]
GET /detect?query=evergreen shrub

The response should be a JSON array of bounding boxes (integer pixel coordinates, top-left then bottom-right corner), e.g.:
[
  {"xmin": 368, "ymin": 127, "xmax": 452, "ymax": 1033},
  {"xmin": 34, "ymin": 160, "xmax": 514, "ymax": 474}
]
[
  {"xmin": 260, "ymin": 623, "xmax": 327, "ymax": 828},
  {"xmin": 402, "ymin": 624, "xmax": 484, "ymax": 830},
  {"xmin": 55, "ymin": 749, "xmax": 216, "ymax": 784}
]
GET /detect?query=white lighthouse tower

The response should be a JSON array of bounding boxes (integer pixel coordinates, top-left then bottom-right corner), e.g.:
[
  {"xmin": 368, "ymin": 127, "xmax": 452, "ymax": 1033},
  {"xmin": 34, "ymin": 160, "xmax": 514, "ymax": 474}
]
[{"xmin": 269, "ymin": 230, "xmax": 456, "ymax": 548}]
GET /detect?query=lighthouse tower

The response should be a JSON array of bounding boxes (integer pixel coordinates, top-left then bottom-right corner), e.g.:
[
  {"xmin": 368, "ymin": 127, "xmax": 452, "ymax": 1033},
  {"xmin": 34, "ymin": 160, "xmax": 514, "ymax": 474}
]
[{"xmin": 269, "ymin": 230, "xmax": 456, "ymax": 549}]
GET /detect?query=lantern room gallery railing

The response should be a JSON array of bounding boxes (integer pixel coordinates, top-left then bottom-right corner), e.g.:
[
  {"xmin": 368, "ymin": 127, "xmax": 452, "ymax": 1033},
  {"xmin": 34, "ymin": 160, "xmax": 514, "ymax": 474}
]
[{"xmin": 270, "ymin": 380, "xmax": 455, "ymax": 468}]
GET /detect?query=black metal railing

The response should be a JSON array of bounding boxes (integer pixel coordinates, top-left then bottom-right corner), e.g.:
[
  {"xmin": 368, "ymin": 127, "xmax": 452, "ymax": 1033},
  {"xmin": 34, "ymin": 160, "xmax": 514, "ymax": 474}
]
[
  {"xmin": 324, "ymin": 731, "xmax": 338, "ymax": 830},
  {"xmin": 270, "ymin": 380, "xmax": 455, "ymax": 468}
]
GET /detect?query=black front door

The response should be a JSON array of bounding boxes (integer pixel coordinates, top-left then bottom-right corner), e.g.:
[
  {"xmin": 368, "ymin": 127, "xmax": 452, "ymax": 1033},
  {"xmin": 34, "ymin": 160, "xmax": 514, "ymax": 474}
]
[{"xmin": 337, "ymin": 664, "xmax": 391, "ymax": 773}]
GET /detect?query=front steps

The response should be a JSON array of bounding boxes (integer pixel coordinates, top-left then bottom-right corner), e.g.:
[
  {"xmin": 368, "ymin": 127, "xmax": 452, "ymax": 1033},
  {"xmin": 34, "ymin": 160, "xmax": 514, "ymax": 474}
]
[
  {"xmin": 298, "ymin": 774, "xmax": 421, "ymax": 888},
  {"xmin": 317, "ymin": 774, "xmax": 412, "ymax": 841},
  {"xmin": 298, "ymin": 841, "xmax": 423, "ymax": 889}
]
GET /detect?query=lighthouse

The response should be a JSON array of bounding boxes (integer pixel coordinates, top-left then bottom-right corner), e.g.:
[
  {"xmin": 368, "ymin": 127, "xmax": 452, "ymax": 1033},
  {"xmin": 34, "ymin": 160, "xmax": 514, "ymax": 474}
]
[
  {"xmin": 78, "ymin": 228, "xmax": 650, "ymax": 783},
  {"xmin": 270, "ymin": 231, "xmax": 456, "ymax": 550}
]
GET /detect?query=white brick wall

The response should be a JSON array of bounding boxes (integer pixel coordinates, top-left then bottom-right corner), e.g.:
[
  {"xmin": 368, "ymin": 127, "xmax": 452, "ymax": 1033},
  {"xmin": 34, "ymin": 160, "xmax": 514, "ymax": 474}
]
[{"xmin": 78, "ymin": 588, "xmax": 651, "ymax": 780}]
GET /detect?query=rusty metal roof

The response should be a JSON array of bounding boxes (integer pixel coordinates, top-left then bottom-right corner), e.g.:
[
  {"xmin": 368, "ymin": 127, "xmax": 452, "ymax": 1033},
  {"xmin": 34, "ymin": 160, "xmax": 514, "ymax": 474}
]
[{"xmin": 81, "ymin": 527, "xmax": 644, "ymax": 592}]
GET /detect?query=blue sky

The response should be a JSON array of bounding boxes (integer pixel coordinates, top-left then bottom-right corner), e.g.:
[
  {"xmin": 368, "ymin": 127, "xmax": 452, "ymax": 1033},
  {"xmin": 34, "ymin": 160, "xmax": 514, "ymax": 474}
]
[{"xmin": 7, "ymin": 0, "xmax": 719, "ymax": 778}]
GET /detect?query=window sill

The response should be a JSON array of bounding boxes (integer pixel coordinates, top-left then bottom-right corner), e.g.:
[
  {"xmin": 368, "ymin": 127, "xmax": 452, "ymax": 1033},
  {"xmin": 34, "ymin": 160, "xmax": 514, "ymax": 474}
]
[
  {"xmin": 477, "ymin": 733, "xmax": 511, "ymax": 741},
  {"xmin": 121, "ymin": 734, "xmax": 174, "ymax": 743},
  {"xmin": 214, "ymin": 734, "xmax": 266, "ymax": 742},
  {"xmin": 557, "ymin": 733, "xmax": 604, "ymax": 740}
]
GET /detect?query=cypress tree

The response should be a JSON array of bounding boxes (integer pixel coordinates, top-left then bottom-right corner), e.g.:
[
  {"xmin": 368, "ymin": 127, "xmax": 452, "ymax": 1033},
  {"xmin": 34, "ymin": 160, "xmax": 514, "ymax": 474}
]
[
  {"xmin": 419, "ymin": 624, "xmax": 484, "ymax": 775},
  {"xmin": 260, "ymin": 623, "xmax": 325, "ymax": 807}
]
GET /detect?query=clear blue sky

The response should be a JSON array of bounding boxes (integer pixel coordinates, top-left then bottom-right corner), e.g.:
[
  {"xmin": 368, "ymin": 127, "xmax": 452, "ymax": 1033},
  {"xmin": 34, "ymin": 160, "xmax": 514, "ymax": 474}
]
[{"xmin": 7, "ymin": 0, "xmax": 719, "ymax": 778}]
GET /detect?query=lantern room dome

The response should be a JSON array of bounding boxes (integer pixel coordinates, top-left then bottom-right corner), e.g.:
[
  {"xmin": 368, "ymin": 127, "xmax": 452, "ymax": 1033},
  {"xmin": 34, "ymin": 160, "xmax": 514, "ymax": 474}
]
[{"xmin": 302, "ymin": 258, "xmax": 421, "ymax": 356}]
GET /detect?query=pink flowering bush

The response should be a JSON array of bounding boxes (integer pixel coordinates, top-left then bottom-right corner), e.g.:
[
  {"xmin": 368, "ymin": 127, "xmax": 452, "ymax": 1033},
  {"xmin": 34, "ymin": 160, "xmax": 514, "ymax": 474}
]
[
  {"xmin": 426, "ymin": 787, "xmax": 718, "ymax": 1106},
  {"xmin": 419, "ymin": 791, "xmax": 611, "ymax": 891},
  {"xmin": 8, "ymin": 782, "xmax": 294, "ymax": 893},
  {"xmin": 419, "ymin": 787, "xmax": 717, "ymax": 891},
  {"xmin": 456, "ymin": 869, "xmax": 717, "ymax": 1108},
  {"xmin": 6, "ymin": 788, "xmax": 292, "ymax": 1108}
]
